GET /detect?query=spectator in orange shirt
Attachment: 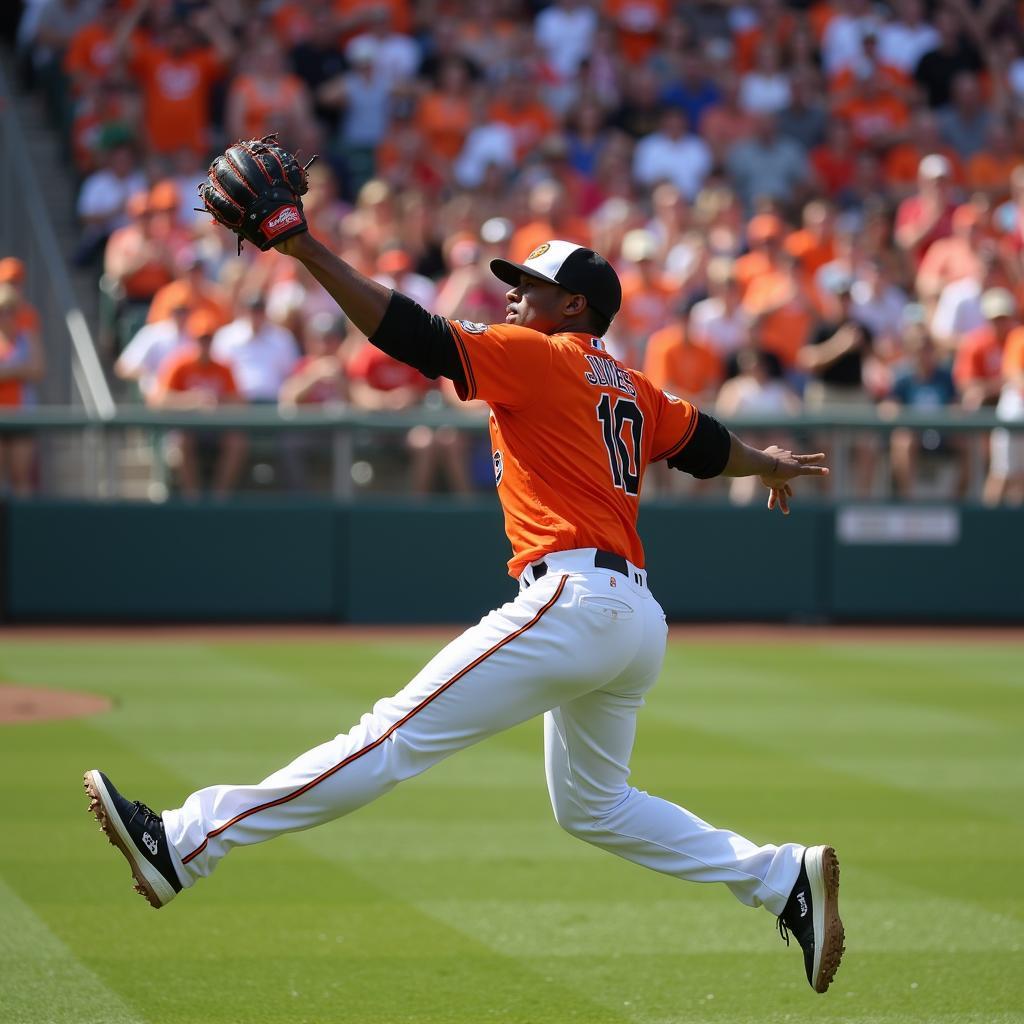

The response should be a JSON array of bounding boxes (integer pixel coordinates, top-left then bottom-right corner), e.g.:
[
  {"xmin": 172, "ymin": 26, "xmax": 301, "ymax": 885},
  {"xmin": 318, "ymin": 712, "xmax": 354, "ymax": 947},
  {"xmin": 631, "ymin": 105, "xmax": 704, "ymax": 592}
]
[
  {"xmin": 987, "ymin": 310, "xmax": 1024, "ymax": 502},
  {"xmin": 1002, "ymin": 318, "xmax": 1024, "ymax": 383},
  {"xmin": 744, "ymin": 250, "xmax": 817, "ymax": 371},
  {"xmin": 487, "ymin": 78, "xmax": 557, "ymax": 160},
  {"xmin": 0, "ymin": 259, "xmax": 42, "ymax": 337},
  {"xmin": 63, "ymin": 0, "xmax": 129, "ymax": 91},
  {"xmin": 785, "ymin": 200, "xmax": 837, "ymax": 285},
  {"xmin": 0, "ymin": 284, "xmax": 46, "ymax": 497},
  {"xmin": 965, "ymin": 121, "xmax": 1024, "ymax": 201},
  {"xmin": 270, "ymin": 0, "xmax": 329, "ymax": 48},
  {"xmin": 732, "ymin": 0, "xmax": 798, "ymax": 73},
  {"xmin": 104, "ymin": 191, "xmax": 178, "ymax": 343},
  {"xmin": 414, "ymin": 58, "xmax": 475, "ymax": 163},
  {"xmin": 225, "ymin": 37, "xmax": 317, "ymax": 152},
  {"xmin": 337, "ymin": 0, "xmax": 413, "ymax": 36},
  {"xmin": 954, "ymin": 288, "xmax": 1019, "ymax": 409},
  {"xmin": 614, "ymin": 229, "xmax": 676, "ymax": 368},
  {"xmin": 606, "ymin": 0, "xmax": 669, "ymax": 64},
  {"xmin": 147, "ymin": 252, "xmax": 232, "ymax": 329},
  {"xmin": 642, "ymin": 299, "xmax": 723, "ymax": 404},
  {"xmin": 154, "ymin": 309, "xmax": 248, "ymax": 498},
  {"xmin": 700, "ymin": 71, "xmax": 759, "ymax": 162},
  {"xmin": 115, "ymin": 4, "xmax": 235, "ymax": 156},
  {"xmin": 508, "ymin": 180, "xmax": 591, "ymax": 264},
  {"xmin": 375, "ymin": 111, "xmax": 446, "ymax": 197},
  {"xmin": 829, "ymin": 29, "xmax": 912, "ymax": 104},
  {"xmin": 809, "ymin": 119, "xmax": 858, "ymax": 200},
  {"xmin": 734, "ymin": 213, "xmax": 786, "ymax": 296},
  {"xmin": 916, "ymin": 203, "xmax": 986, "ymax": 306},
  {"xmin": 833, "ymin": 69, "xmax": 910, "ymax": 150}
]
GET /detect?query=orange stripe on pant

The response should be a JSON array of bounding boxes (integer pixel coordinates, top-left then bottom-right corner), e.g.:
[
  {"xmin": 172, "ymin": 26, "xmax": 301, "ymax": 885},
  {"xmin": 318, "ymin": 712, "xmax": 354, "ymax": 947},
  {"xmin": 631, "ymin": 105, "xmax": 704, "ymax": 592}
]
[{"xmin": 180, "ymin": 575, "xmax": 569, "ymax": 865}]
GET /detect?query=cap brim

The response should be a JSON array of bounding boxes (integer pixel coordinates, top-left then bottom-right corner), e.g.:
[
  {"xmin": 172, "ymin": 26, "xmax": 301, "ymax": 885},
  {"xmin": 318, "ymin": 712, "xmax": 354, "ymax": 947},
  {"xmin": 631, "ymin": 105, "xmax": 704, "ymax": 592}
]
[{"xmin": 490, "ymin": 258, "xmax": 562, "ymax": 289}]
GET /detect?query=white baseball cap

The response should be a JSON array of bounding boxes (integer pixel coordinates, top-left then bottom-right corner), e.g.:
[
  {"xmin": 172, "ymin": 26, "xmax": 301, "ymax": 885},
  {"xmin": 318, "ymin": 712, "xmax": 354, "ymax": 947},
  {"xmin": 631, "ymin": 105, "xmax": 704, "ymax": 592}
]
[
  {"xmin": 490, "ymin": 240, "xmax": 622, "ymax": 322},
  {"xmin": 621, "ymin": 229, "xmax": 659, "ymax": 263},
  {"xmin": 980, "ymin": 287, "xmax": 1016, "ymax": 320},
  {"xmin": 918, "ymin": 153, "xmax": 952, "ymax": 179}
]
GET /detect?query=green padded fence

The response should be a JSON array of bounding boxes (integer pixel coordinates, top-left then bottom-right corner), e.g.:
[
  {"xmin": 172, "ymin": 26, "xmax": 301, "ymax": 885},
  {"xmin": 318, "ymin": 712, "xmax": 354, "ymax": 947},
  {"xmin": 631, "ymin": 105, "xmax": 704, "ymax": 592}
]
[{"xmin": 2, "ymin": 499, "xmax": 1022, "ymax": 623}]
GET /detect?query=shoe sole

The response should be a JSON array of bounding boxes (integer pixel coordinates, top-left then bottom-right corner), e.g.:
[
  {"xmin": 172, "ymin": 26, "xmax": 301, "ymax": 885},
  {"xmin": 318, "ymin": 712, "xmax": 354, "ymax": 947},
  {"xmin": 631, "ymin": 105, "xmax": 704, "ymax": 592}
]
[
  {"xmin": 83, "ymin": 770, "xmax": 176, "ymax": 909},
  {"xmin": 804, "ymin": 844, "xmax": 845, "ymax": 993}
]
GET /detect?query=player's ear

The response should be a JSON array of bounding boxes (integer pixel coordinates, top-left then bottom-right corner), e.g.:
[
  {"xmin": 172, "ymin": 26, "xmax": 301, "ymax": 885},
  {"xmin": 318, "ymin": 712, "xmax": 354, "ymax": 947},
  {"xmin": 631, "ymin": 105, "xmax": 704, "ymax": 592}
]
[{"xmin": 564, "ymin": 293, "xmax": 588, "ymax": 317}]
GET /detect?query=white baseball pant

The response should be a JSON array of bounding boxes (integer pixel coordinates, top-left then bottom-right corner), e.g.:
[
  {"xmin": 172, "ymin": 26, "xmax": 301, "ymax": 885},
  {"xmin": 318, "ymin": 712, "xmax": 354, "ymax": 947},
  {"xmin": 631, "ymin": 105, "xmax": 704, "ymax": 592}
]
[{"xmin": 163, "ymin": 548, "xmax": 802, "ymax": 915}]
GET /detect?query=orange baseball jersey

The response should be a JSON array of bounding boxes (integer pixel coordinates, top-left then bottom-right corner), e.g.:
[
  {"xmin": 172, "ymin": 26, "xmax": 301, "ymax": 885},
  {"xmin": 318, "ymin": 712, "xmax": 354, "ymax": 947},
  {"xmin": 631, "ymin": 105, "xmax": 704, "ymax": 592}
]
[
  {"xmin": 447, "ymin": 320, "xmax": 699, "ymax": 577},
  {"xmin": 158, "ymin": 348, "xmax": 239, "ymax": 400}
]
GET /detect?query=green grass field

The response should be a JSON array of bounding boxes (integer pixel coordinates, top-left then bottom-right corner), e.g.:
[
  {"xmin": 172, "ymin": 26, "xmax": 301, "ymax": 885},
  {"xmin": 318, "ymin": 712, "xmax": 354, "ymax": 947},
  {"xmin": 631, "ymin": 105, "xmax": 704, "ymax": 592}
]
[{"xmin": 1, "ymin": 631, "xmax": 1022, "ymax": 1024}]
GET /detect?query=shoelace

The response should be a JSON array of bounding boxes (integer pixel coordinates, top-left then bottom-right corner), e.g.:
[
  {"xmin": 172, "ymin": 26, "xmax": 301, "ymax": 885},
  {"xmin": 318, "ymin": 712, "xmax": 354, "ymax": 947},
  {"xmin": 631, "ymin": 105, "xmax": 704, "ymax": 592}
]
[
  {"xmin": 130, "ymin": 800, "xmax": 161, "ymax": 826},
  {"xmin": 777, "ymin": 914, "xmax": 791, "ymax": 946}
]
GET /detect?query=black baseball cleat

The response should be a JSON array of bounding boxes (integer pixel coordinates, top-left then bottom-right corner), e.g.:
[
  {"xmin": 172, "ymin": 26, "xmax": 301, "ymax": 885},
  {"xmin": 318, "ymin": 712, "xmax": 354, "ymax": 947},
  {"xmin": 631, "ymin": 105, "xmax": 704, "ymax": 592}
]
[
  {"xmin": 777, "ymin": 845, "xmax": 845, "ymax": 993},
  {"xmin": 83, "ymin": 769, "xmax": 182, "ymax": 909}
]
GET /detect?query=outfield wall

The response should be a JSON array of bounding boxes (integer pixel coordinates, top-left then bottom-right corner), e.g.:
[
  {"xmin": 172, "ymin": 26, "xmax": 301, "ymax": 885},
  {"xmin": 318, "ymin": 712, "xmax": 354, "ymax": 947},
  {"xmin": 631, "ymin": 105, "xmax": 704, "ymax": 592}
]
[{"xmin": 1, "ymin": 499, "xmax": 1021, "ymax": 623}]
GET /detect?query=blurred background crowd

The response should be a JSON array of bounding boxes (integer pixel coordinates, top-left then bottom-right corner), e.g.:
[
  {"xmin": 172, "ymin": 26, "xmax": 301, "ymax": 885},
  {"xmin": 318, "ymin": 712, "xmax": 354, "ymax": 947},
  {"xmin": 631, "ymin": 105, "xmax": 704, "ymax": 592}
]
[{"xmin": 3, "ymin": 0, "xmax": 1024, "ymax": 502}]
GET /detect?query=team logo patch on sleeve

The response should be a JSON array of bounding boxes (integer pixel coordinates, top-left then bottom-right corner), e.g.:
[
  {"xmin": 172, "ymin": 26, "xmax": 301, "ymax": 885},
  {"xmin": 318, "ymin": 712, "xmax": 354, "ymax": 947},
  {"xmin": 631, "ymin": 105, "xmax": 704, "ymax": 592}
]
[
  {"xmin": 493, "ymin": 449, "xmax": 504, "ymax": 485},
  {"xmin": 457, "ymin": 320, "xmax": 489, "ymax": 334}
]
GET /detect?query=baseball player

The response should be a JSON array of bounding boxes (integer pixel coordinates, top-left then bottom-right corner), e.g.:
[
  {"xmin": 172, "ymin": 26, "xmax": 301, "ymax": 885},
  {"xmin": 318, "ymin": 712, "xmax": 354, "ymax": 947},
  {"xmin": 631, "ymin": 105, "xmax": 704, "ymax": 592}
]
[{"xmin": 85, "ymin": 140, "xmax": 844, "ymax": 994}]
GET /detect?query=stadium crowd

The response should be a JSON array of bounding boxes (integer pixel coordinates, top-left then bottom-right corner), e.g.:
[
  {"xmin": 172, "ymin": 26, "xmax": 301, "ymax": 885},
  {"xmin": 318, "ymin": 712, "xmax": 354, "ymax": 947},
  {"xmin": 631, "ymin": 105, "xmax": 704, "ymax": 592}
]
[{"xmin": 5, "ymin": 0, "xmax": 1024, "ymax": 502}]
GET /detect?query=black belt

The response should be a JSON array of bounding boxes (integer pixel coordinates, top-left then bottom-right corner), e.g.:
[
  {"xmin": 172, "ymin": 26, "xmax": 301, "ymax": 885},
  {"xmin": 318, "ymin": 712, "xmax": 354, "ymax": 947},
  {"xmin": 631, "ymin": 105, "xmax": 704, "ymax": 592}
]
[{"xmin": 526, "ymin": 549, "xmax": 634, "ymax": 586}]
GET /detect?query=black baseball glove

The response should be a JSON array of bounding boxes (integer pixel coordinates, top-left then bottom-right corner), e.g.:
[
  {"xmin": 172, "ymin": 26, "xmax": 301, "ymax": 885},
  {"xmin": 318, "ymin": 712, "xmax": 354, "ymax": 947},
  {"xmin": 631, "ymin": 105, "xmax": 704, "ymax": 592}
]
[{"xmin": 198, "ymin": 135, "xmax": 314, "ymax": 252}]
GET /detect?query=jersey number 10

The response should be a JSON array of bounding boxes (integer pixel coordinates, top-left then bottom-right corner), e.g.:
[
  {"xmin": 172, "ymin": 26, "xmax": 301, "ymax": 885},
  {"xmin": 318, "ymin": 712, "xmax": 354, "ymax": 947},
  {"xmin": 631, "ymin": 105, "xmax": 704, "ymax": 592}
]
[{"xmin": 596, "ymin": 394, "xmax": 644, "ymax": 497}]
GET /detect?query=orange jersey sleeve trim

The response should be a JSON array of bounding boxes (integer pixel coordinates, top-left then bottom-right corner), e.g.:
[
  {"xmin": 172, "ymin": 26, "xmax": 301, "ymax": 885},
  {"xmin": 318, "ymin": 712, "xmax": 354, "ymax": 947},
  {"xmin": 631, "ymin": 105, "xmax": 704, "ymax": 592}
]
[
  {"xmin": 450, "ymin": 326, "xmax": 478, "ymax": 401},
  {"xmin": 652, "ymin": 405, "xmax": 700, "ymax": 462}
]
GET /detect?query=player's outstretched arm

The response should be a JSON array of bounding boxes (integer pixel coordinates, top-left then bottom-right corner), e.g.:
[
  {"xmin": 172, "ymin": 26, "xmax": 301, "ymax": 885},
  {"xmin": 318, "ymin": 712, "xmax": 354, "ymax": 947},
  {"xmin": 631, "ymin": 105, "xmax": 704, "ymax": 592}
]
[
  {"xmin": 275, "ymin": 233, "xmax": 392, "ymax": 338},
  {"xmin": 277, "ymin": 233, "xmax": 464, "ymax": 382},
  {"xmin": 200, "ymin": 139, "xmax": 464, "ymax": 382},
  {"xmin": 722, "ymin": 436, "xmax": 829, "ymax": 515}
]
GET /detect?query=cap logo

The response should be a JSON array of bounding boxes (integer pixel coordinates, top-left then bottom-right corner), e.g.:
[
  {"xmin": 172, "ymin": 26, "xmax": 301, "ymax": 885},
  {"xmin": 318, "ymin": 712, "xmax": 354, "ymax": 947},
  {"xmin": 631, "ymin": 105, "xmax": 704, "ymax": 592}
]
[{"xmin": 527, "ymin": 243, "xmax": 550, "ymax": 260}]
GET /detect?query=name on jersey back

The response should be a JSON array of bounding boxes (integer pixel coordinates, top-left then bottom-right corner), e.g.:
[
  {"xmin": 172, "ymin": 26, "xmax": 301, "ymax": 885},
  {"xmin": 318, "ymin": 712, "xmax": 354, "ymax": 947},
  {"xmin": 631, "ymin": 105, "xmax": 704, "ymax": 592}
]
[{"xmin": 583, "ymin": 353, "xmax": 637, "ymax": 397}]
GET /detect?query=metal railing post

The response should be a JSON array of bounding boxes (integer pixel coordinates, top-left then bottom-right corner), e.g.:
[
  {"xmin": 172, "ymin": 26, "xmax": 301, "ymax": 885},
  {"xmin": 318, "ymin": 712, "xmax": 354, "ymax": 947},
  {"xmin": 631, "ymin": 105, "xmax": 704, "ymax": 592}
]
[{"xmin": 331, "ymin": 428, "xmax": 354, "ymax": 501}]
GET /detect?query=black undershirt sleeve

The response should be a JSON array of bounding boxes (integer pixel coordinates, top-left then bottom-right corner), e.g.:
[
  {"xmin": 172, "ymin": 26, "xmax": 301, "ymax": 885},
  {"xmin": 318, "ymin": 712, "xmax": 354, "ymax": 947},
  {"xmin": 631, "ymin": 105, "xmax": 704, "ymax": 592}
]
[
  {"xmin": 666, "ymin": 411, "xmax": 731, "ymax": 479},
  {"xmin": 367, "ymin": 291, "xmax": 466, "ymax": 385}
]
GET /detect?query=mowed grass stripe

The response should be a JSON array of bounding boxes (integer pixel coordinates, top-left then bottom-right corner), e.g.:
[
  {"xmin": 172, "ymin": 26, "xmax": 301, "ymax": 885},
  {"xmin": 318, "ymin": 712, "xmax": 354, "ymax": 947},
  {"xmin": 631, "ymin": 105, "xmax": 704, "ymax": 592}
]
[
  {"xmin": 0, "ymin": 875, "xmax": 146, "ymax": 1024},
  {"xmin": 0, "ymin": 664, "xmax": 636, "ymax": 1023},
  {"xmin": 517, "ymin": 951, "xmax": 1024, "ymax": 1024},
  {"xmin": 1, "ymin": 637, "xmax": 1022, "ymax": 1023}
]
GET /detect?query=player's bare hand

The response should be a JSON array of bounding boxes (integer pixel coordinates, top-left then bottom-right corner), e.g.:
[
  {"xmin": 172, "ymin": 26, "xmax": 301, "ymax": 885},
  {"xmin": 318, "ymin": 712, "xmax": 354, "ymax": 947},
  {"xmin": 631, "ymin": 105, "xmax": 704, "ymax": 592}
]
[{"xmin": 759, "ymin": 447, "xmax": 829, "ymax": 515}]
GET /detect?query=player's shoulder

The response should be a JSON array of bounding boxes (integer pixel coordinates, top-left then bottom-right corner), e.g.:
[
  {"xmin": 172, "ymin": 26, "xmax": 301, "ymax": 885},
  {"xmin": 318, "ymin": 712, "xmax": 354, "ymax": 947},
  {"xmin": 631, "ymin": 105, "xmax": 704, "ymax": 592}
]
[
  {"xmin": 629, "ymin": 364, "xmax": 695, "ymax": 413},
  {"xmin": 449, "ymin": 319, "xmax": 550, "ymax": 345},
  {"xmin": 621, "ymin": 361, "xmax": 660, "ymax": 398}
]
